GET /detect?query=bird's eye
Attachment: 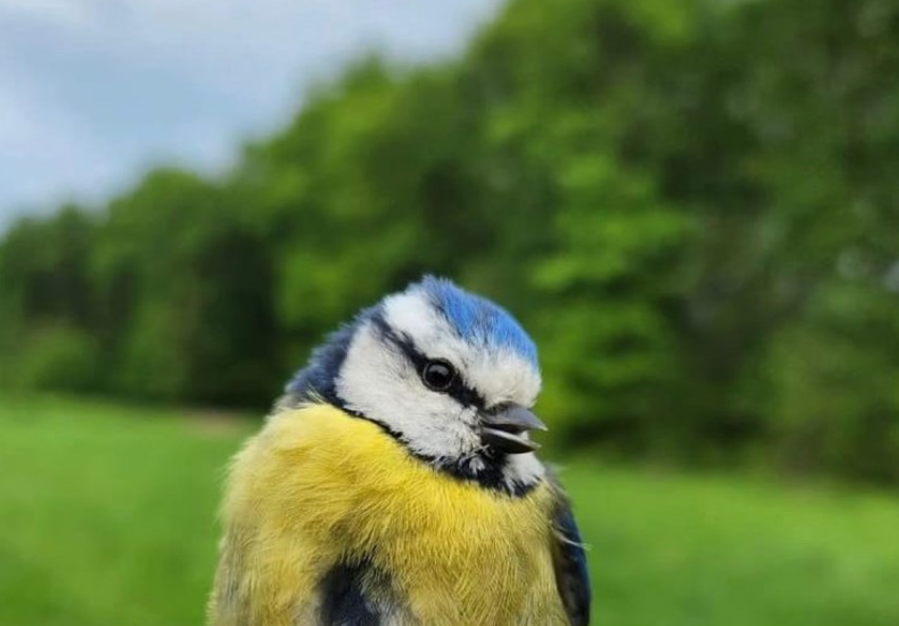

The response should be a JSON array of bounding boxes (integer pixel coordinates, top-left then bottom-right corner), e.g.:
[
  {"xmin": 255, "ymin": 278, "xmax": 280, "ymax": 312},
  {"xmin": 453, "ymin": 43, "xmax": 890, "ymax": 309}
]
[{"xmin": 421, "ymin": 359, "xmax": 456, "ymax": 392}]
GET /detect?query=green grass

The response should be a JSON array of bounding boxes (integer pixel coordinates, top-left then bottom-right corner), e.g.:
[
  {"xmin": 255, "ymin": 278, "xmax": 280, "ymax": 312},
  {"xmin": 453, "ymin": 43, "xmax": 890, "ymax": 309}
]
[{"xmin": 1, "ymin": 395, "xmax": 898, "ymax": 626}]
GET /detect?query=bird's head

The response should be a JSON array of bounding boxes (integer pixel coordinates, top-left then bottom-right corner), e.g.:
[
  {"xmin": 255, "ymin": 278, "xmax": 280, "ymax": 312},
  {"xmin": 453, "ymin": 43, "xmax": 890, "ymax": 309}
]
[{"xmin": 280, "ymin": 276, "xmax": 547, "ymax": 491}]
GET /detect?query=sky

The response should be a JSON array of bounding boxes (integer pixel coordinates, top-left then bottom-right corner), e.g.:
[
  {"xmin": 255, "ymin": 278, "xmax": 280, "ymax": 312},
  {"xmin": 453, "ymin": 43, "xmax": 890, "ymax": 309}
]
[{"xmin": 0, "ymin": 0, "xmax": 502, "ymax": 228}]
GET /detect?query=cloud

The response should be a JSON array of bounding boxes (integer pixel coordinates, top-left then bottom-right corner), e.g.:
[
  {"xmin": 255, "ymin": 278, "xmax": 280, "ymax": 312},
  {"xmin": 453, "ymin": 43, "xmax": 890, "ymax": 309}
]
[
  {"xmin": 0, "ymin": 63, "xmax": 119, "ymax": 218},
  {"xmin": 0, "ymin": 0, "xmax": 94, "ymax": 29},
  {"xmin": 0, "ymin": 0, "xmax": 501, "ymax": 226}
]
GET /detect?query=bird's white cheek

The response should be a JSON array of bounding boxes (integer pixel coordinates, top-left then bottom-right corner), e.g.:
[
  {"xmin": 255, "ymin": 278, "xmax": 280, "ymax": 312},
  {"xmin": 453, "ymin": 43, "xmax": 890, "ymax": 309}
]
[
  {"xmin": 336, "ymin": 324, "xmax": 481, "ymax": 459},
  {"xmin": 504, "ymin": 452, "xmax": 546, "ymax": 487}
]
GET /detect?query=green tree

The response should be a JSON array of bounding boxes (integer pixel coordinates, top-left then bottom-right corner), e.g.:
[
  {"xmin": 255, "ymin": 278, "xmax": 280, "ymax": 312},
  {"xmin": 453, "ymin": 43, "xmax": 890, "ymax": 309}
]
[{"xmin": 92, "ymin": 169, "xmax": 278, "ymax": 404}]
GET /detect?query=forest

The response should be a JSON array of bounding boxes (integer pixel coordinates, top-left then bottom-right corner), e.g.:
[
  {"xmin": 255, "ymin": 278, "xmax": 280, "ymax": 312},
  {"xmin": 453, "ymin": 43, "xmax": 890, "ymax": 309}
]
[{"xmin": 1, "ymin": 0, "xmax": 897, "ymax": 484}]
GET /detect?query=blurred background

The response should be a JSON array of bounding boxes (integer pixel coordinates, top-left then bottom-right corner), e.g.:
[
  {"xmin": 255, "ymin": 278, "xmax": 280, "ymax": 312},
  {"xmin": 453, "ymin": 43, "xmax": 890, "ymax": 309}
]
[{"xmin": 1, "ymin": 0, "xmax": 898, "ymax": 624}]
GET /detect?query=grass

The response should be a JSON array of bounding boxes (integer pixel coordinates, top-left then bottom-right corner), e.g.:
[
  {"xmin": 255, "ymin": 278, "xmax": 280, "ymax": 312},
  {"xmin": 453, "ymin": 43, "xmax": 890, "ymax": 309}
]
[{"xmin": 1, "ymin": 394, "xmax": 898, "ymax": 626}]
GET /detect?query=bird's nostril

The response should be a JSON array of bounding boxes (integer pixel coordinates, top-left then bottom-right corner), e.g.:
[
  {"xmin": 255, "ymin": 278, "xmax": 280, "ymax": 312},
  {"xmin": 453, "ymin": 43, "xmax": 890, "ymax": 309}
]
[{"xmin": 485, "ymin": 401, "xmax": 514, "ymax": 416}]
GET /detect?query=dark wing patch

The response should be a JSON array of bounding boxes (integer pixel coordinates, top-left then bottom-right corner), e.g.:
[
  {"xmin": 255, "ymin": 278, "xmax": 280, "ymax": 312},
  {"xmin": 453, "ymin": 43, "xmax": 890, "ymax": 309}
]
[
  {"xmin": 318, "ymin": 557, "xmax": 384, "ymax": 626},
  {"xmin": 549, "ymin": 476, "xmax": 591, "ymax": 626}
]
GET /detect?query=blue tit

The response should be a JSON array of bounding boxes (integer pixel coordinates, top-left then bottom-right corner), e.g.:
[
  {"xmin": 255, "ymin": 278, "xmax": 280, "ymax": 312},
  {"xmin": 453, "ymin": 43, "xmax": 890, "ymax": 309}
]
[{"xmin": 209, "ymin": 276, "xmax": 590, "ymax": 626}]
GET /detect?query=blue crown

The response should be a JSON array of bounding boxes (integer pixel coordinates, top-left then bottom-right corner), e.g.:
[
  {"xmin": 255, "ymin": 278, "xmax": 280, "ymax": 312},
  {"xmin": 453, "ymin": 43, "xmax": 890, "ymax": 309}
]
[{"xmin": 415, "ymin": 276, "xmax": 538, "ymax": 368}]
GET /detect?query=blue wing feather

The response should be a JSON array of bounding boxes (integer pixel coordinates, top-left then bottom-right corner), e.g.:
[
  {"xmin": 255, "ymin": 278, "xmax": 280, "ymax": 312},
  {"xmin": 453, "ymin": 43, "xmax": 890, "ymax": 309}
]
[{"xmin": 549, "ymin": 478, "xmax": 591, "ymax": 626}]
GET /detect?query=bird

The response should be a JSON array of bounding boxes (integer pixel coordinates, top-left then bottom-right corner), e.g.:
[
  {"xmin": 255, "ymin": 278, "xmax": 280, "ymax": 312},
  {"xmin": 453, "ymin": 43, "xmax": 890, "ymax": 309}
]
[{"xmin": 208, "ymin": 276, "xmax": 591, "ymax": 626}]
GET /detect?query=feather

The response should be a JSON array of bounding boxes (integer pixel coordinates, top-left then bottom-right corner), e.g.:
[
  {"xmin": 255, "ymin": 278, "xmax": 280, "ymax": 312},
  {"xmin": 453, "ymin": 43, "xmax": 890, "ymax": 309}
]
[{"xmin": 548, "ymin": 472, "xmax": 592, "ymax": 626}]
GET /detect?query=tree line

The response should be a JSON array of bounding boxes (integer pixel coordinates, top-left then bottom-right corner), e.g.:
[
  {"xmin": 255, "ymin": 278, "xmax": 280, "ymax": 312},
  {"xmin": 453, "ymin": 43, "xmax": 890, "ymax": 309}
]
[{"xmin": 1, "ymin": 0, "xmax": 897, "ymax": 483}]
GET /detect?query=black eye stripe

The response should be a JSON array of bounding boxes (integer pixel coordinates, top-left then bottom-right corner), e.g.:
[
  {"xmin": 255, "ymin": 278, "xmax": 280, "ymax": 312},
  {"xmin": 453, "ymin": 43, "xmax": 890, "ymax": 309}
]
[{"xmin": 369, "ymin": 314, "xmax": 485, "ymax": 409}]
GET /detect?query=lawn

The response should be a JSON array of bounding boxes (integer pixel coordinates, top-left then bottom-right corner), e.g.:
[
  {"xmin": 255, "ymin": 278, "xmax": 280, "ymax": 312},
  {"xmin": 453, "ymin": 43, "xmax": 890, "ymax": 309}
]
[{"xmin": 1, "ymin": 395, "xmax": 898, "ymax": 626}]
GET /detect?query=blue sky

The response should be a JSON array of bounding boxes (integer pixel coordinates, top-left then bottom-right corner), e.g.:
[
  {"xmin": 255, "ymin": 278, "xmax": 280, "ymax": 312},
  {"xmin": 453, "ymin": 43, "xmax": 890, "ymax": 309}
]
[{"xmin": 0, "ymin": 0, "xmax": 501, "ymax": 227}]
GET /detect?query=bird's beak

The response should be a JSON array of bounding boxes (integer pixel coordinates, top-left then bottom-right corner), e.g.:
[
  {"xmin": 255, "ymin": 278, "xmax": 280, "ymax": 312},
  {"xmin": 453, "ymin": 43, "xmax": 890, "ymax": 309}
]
[{"xmin": 480, "ymin": 404, "xmax": 547, "ymax": 455}]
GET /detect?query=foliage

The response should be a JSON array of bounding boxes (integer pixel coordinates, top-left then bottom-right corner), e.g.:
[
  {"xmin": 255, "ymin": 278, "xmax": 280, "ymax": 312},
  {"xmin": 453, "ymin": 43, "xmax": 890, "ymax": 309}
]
[
  {"xmin": 1, "ymin": 0, "xmax": 897, "ymax": 481},
  {"xmin": 11, "ymin": 324, "xmax": 102, "ymax": 393}
]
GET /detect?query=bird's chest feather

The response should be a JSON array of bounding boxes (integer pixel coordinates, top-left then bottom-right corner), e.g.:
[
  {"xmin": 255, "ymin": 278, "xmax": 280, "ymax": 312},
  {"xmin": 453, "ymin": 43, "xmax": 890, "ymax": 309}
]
[{"xmin": 211, "ymin": 405, "xmax": 568, "ymax": 626}]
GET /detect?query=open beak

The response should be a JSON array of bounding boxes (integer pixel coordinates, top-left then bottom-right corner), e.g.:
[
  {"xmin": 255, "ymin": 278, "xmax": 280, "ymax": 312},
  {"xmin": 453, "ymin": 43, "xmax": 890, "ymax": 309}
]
[{"xmin": 480, "ymin": 404, "xmax": 547, "ymax": 454}]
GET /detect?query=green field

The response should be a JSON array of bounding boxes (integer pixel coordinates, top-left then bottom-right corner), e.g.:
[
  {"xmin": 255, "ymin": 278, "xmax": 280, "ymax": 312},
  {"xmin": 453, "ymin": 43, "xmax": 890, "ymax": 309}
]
[{"xmin": 1, "ymin": 396, "xmax": 898, "ymax": 626}]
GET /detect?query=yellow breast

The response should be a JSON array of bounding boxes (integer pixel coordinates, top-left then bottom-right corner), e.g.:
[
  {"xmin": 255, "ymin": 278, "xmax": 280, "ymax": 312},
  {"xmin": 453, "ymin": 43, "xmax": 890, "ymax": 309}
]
[{"xmin": 210, "ymin": 404, "xmax": 568, "ymax": 626}]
